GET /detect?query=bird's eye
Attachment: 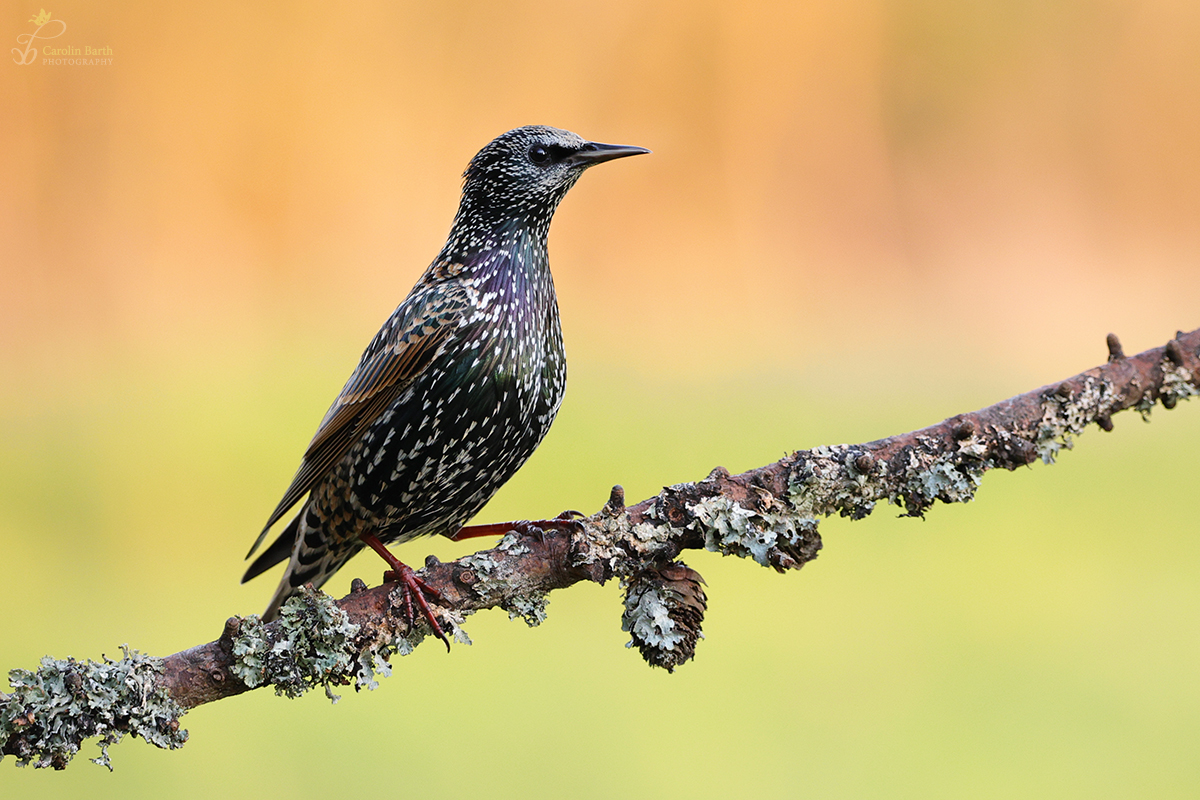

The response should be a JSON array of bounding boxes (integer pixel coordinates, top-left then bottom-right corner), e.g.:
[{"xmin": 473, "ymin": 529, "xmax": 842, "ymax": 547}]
[{"xmin": 528, "ymin": 145, "xmax": 551, "ymax": 166}]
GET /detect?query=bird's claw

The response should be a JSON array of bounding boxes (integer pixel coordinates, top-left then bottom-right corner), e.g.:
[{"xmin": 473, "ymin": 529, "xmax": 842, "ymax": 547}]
[
  {"xmin": 508, "ymin": 514, "xmax": 585, "ymax": 543},
  {"xmin": 382, "ymin": 563, "xmax": 450, "ymax": 652}
]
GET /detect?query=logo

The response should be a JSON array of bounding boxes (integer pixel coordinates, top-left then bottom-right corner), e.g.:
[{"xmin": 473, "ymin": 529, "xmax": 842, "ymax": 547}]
[{"xmin": 12, "ymin": 9, "xmax": 113, "ymax": 66}]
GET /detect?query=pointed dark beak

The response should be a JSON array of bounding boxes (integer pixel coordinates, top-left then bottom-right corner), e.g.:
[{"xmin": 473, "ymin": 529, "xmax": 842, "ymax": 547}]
[{"xmin": 567, "ymin": 141, "xmax": 651, "ymax": 167}]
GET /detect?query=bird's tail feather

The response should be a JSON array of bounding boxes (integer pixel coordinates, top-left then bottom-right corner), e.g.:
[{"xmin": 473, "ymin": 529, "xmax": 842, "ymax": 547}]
[
  {"xmin": 259, "ymin": 509, "xmax": 356, "ymax": 621},
  {"xmin": 242, "ymin": 514, "xmax": 300, "ymax": 584}
]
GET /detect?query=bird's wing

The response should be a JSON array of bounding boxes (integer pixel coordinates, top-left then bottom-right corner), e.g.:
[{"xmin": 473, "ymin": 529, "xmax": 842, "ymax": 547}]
[{"xmin": 245, "ymin": 284, "xmax": 466, "ymax": 559}]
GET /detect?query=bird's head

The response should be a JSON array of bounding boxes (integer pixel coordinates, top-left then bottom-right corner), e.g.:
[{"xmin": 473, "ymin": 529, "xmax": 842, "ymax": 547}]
[{"xmin": 459, "ymin": 126, "xmax": 649, "ymax": 226}]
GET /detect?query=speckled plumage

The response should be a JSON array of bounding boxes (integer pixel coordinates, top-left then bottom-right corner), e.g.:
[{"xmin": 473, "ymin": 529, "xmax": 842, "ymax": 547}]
[{"xmin": 243, "ymin": 126, "xmax": 648, "ymax": 621}]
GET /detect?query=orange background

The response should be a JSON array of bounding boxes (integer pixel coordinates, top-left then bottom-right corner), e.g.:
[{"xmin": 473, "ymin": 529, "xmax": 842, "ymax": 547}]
[{"xmin": 3, "ymin": 1, "xmax": 1199, "ymax": 797}]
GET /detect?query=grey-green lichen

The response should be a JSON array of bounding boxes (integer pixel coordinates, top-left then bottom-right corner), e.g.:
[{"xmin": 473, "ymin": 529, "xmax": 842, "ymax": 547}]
[
  {"xmin": 458, "ymin": 534, "xmax": 518, "ymax": 578},
  {"xmin": 502, "ymin": 591, "xmax": 549, "ymax": 627},
  {"xmin": 787, "ymin": 431, "xmax": 992, "ymax": 522},
  {"xmin": 227, "ymin": 585, "xmax": 462, "ymax": 698},
  {"xmin": 1160, "ymin": 362, "xmax": 1198, "ymax": 407},
  {"xmin": 789, "ymin": 444, "xmax": 884, "ymax": 519},
  {"xmin": 624, "ymin": 581, "xmax": 683, "ymax": 648},
  {"xmin": 902, "ymin": 451, "xmax": 984, "ymax": 506},
  {"xmin": 621, "ymin": 563, "xmax": 707, "ymax": 672},
  {"xmin": 1036, "ymin": 376, "xmax": 1115, "ymax": 464},
  {"xmin": 690, "ymin": 494, "xmax": 818, "ymax": 571},
  {"xmin": 229, "ymin": 588, "xmax": 361, "ymax": 701},
  {"xmin": 376, "ymin": 611, "xmax": 471, "ymax": 660},
  {"xmin": 1, "ymin": 646, "xmax": 187, "ymax": 770},
  {"xmin": 346, "ymin": 582, "xmax": 468, "ymax": 688},
  {"xmin": 572, "ymin": 492, "xmax": 688, "ymax": 575},
  {"xmin": 458, "ymin": 533, "xmax": 548, "ymax": 627},
  {"xmin": 355, "ymin": 651, "xmax": 394, "ymax": 692},
  {"xmin": 369, "ymin": 584, "xmax": 471, "ymax": 662},
  {"xmin": 227, "ymin": 584, "xmax": 458, "ymax": 696}
]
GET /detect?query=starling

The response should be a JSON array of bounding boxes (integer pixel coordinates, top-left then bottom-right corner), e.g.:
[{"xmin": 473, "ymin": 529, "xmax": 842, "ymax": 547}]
[{"xmin": 242, "ymin": 126, "xmax": 649, "ymax": 642}]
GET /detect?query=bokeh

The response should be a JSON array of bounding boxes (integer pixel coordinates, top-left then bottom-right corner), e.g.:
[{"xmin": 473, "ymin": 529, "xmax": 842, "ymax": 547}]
[{"xmin": 3, "ymin": 1, "xmax": 1198, "ymax": 797}]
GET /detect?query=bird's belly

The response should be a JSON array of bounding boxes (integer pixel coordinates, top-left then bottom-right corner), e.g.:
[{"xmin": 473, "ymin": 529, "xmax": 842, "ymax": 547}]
[{"xmin": 336, "ymin": 360, "xmax": 562, "ymax": 539}]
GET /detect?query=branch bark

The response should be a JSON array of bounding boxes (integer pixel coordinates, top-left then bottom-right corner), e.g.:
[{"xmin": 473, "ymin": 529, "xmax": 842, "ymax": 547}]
[{"xmin": 3, "ymin": 328, "xmax": 1197, "ymax": 769}]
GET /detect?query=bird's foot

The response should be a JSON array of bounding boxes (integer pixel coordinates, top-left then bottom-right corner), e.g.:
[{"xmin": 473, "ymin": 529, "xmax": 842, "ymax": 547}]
[
  {"xmin": 446, "ymin": 510, "xmax": 585, "ymax": 543},
  {"xmin": 359, "ymin": 531, "xmax": 450, "ymax": 651},
  {"xmin": 382, "ymin": 563, "xmax": 450, "ymax": 651}
]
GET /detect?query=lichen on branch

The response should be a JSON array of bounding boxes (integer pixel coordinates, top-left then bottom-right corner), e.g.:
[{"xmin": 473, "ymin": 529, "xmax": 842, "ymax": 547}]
[{"xmin": 0, "ymin": 648, "xmax": 187, "ymax": 770}]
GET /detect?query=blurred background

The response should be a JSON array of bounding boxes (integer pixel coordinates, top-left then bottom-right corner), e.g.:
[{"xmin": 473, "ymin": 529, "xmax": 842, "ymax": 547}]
[{"xmin": 3, "ymin": 0, "xmax": 1199, "ymax": 796}]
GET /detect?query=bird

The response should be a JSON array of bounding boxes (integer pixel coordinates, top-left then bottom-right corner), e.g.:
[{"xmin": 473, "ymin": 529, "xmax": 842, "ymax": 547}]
[{"xmin": 242, "ymin": 125, "xmax": 649, "ymax": 645}]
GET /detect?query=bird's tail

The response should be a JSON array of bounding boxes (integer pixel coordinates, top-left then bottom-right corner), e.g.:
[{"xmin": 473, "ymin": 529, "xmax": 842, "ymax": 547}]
[{"xmin": 251, "ymin": 507, "xmax": 357, "ymax": 621}]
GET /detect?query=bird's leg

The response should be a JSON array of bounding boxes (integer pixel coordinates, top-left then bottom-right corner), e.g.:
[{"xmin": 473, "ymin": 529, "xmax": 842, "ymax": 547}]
[
  {"xmin": 358, "ymin": 531, "xmax": 450, "ymax": 652},
  {"xmin": 446, "ymin": 510, "xmax": 585, "ymax": 542}
]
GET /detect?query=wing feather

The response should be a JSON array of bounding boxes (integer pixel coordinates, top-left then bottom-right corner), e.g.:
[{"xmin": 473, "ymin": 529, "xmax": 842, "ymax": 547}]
[{"xmin": 245, "ymin": 287, "xmax": 464, "ymax": 559}]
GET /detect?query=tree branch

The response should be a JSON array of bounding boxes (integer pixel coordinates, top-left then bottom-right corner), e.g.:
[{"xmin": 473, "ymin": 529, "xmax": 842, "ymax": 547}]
[{"xmin": 3, "ymin": 328, "xmax": 1197, "ymax": 769}]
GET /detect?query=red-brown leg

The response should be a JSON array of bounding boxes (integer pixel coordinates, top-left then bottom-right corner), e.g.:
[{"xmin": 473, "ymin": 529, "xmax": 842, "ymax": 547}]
[
  {"xmin": 359, "ymin": 531, "xmax": 450, "ymax": 651},
  {"xmin": 446, "ymin": 510, "xmax": 584, "ymax": 542}
]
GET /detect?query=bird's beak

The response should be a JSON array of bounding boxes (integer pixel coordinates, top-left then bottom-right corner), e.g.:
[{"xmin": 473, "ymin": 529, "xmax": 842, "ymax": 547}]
[{"xmin": 567, "ymin": 141, "xmax": 651, "ymax": 167}]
